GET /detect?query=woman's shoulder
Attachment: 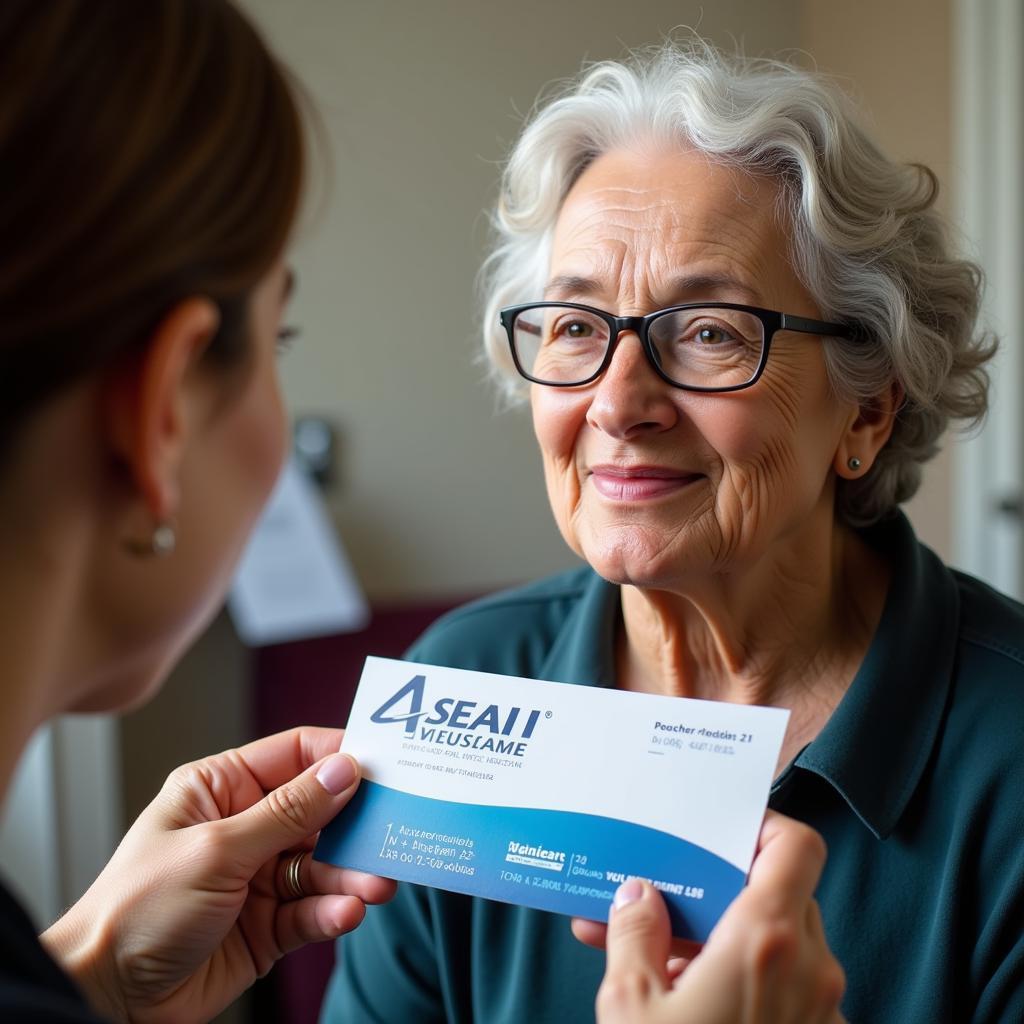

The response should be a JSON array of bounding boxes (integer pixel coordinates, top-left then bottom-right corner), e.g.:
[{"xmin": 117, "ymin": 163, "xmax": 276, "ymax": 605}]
[
  {"xmin": 952, "ymin": 568, "xmax": 1024, "ymax": 676},
  {"xmin": 405, "ymin": 565, "xmax": 601, "ymax": 675},
  {"xmin": 939, "ymin": 569, "xmax": 1024, "ymax": 787}
]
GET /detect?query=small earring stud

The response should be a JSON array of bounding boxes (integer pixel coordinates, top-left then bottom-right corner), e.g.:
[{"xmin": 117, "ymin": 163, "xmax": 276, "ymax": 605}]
[
  {"xmin": 151, "ymin": 523, "xmax": 176, "ymax": 556},
  {"xmin": 847, "ymin": 456, "xmax": 862, "ymax": 472},
  {"xmin": 124, "ymin": 522, "xmax": 176, "ymax": 558}
]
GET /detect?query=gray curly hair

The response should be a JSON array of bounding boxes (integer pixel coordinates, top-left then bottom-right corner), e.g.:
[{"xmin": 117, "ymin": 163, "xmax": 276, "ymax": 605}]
[{"xmin": 481, "ymin": 41, "xmax": 995, "ymax": 526}]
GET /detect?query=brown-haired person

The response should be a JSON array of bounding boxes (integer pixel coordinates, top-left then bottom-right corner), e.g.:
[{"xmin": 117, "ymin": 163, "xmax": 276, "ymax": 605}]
[
  {"xmin": 0, "ymin": 2, "xmax": 397, "ymax": 1021},
  {"xmin": 0, "ymin": 3, "xmax": 843, "ymax": 1022}
]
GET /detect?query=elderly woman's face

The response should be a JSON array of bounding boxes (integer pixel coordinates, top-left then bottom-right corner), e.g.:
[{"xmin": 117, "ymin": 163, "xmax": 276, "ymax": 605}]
[{"xmin": 532, "ymin": 147, "xmax": 858, "ymax": 587}]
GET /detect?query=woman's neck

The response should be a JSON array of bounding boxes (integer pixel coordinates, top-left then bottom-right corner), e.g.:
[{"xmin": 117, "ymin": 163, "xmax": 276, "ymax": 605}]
[
  {"xmin": 617, "ymin": 516, "xmax": 890, "ymax": 766},
  {"xmin": 0, "ymin": 555, "xmax": 72, "ymax": 803},
  {"xmin": 0, "ymin": 452, "xmax": 94, "ymax": 805}
]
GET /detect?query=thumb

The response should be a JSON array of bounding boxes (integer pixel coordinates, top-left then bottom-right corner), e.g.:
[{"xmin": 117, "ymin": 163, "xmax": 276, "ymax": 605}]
[
  {"xmin": 219, "ymin": 753, "xmax": 360, "ymax": 870},
  {"xmin": 599, "ymin": 880, "xmax": 672, "ymax": 1016}
]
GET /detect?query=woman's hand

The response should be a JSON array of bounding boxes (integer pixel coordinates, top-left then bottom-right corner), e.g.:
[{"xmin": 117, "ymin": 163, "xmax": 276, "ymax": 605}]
[
  {"xmin": 591, "ymin": 812, "xmax": 846, "ymax": 1024},
  {"xmin": 41, "ymin": 726, "xmax": 396, "ymax": 1024}
]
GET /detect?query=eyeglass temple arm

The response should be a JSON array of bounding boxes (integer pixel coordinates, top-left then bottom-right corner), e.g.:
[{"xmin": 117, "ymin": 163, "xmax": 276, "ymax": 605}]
[{"xmin": 779, "ymin": 312, "xmax": 856, "ymax": 340}]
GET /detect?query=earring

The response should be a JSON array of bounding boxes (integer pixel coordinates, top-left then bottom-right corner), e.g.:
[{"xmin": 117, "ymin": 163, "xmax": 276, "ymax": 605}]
[
  {"xmin": 847, "ymin": 456, "xmax": 862, "ymax": 472},
  {"xmin": 124, "ymin": 522, "xmax": 176, "ymax": 558}
]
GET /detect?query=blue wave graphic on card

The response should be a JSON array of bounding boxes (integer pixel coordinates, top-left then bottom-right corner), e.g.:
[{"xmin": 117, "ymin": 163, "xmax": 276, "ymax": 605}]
[{"xmin": 317, "ymin": 779, "xmax": 743, "ymax": 941}]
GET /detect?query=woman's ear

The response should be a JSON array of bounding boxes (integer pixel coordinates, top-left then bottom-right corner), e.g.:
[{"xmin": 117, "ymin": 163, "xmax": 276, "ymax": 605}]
[
  {"xmin": 102, "ymin": 297, "xmax": 221, "ymax": 522},
  {"xmin": 834, "ymin": 382, "xmax": 903, "ymax": 479}
]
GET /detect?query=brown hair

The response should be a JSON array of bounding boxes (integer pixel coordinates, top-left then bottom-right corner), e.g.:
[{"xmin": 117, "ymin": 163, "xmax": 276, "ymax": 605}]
[{"xmin": 0, "ymin": 0, "xmax": 305, "ymax": 454}]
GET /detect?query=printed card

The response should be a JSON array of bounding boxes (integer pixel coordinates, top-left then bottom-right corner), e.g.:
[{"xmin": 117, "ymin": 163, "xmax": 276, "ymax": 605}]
[{"xmin": 315, "ymin": 656, "xmax": 789, "ymax": 940}]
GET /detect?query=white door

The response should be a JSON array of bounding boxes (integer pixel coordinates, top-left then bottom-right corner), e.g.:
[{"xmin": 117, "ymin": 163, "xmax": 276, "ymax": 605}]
[{"xmin": 953, "ymin": 0, "xmax": 1024, "ymax": 599}]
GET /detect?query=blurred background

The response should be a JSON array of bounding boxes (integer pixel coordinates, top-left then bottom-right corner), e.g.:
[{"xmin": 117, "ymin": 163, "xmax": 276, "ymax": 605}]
[{"xmin": 2, "ymin": 1, "xmax": 1020, "ymax": 1022}]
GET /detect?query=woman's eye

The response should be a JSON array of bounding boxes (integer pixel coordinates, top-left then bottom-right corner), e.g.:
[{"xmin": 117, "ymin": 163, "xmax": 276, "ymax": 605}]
[
  {"xmin": 696, "ymin": 325, "xmax": 732, "ymax": 345},
  {"xmin": 562, "ymin": 320, "xmax": 594, "ymax": 339}
]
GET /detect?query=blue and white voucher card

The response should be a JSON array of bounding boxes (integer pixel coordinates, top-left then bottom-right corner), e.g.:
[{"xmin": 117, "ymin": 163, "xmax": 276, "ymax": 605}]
[{"xmin": 315, "ymin": 657, "xmax": 789, "ymax": 941}]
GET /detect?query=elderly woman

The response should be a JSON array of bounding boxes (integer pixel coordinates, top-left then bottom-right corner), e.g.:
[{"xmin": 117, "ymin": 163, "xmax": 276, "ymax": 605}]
[{"xmin": 322, "ymin": 42, "xmax": 1024, "ymax": 1024}]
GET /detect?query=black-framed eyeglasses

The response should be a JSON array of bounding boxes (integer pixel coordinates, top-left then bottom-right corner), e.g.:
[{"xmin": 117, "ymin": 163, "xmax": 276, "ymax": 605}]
[{"xmin": 499, "ymin": 301, "xmax": 857, "ymax": 393}]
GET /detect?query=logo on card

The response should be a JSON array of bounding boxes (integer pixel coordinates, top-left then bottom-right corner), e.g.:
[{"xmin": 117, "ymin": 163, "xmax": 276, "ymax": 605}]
[
  {"xmin": 505, "ymin": 840, "xmax": 566, "ymax": 872},
  {"xmin": 369, "ymin": 674, "xmax": 544, "ymax": 755},
  {"xmin": 370, "ymin": 675, "xmax": 427, "ymax": 736}
]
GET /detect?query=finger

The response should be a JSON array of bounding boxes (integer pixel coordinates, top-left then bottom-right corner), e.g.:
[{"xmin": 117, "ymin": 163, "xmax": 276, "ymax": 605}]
[
  {"xmin": 219, "ymin": 753, "xmax": 360, "ymax": 871},
  {"xmin": 147, "ymin": 728, "xmax": 351, "ymax": 830},
  {"xmin": 233, "ymin": 727, "xmax": 346, "ymax": 793},
  {"xmin": 666, "ymin": 956, "xmax": 691, "ymax": 984},
  {"xmin": 747, "ymin": 811, "xmax": 827, "ymax": 910},
  {"xmin": 275, "ymin": 894, "xmax": 366, "ymax": 955},
  {"xmin": 806, "ymin": 898, "xmax": 827, "ymax": 945},
  {"xmin": 703, "ymin": 813, "xmax": 824, "ymax": 951},
  {"xmin": 309, "ymin": 862, "xmax": 397, "ymax": 905},
  {"xmin": 572, "ymin": 917, "xmax": 701, "ymax": 961},
  {"xmin": 604, "ymin": 880, "xmax": 672, "ymax": 983},
  {"xmin": 805, "ymin": 902, "xmax": 847, "ymax": 1024},
  {"xmin": 596, "ymin": 881, "xmax": 673, "ymax": 1024},
  {"xmin": 571, "ymin": 916, "xmax": 608, "ymax": 950},
  {"xmin": 276, "ymin": 852, "xmax": 397, "ymax": 905}
]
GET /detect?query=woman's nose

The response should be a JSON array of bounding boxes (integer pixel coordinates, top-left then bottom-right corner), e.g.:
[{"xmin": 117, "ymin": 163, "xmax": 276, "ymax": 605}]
[{"xmin": 586, "ymin": 332, "xmax": 679, "ymax": 439}]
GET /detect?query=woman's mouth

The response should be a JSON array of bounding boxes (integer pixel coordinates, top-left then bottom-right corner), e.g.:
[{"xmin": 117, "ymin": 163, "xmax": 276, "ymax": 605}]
[{"xmin": 588, "ymin": 465, "xmax": 704, "ymax": 501}]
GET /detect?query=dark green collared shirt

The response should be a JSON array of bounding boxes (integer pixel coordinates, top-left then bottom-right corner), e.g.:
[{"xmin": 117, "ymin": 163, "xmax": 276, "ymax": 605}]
[{"xmin": 322, "ymin": 514, "xmax": 1024, "ymax": 1023}]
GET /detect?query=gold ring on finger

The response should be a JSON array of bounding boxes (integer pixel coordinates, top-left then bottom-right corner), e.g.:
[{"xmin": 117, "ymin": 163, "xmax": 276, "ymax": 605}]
[{"xmin": 284, "ymin": 851, "xmax": 307, "ymax": 901}]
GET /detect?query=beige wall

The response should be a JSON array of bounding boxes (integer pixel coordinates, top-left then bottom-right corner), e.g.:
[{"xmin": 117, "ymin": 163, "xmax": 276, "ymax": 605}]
[{"xmin": 799, "ymin": 0, "xmax": 954, "ymax": 559}]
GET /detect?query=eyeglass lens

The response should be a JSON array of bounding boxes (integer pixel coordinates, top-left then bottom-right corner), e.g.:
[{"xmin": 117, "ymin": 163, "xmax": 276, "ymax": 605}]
[{"xmin": 512, "ymin": 305, "xmax": 765, "ymax": 388}]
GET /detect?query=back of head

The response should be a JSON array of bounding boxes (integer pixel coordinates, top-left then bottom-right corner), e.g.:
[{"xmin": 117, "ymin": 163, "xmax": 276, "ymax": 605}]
[
  {"xmin": 0, "ymin": 0, "xmax": 305, "ymax": 460},
  {"xmin": 483, "ymin": 40, "xmax": 995, "ymax": 525}
]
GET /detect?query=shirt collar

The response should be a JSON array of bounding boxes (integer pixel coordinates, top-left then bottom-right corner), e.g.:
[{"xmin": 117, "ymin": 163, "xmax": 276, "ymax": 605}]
[
  {"xmin": 538, "ymin": 569, "xmax": 620, "ymax": 688},
  {"xmin": 539, "ymin": 512, "xmax": 958, "ymax": 841},
  {"xmin": 786, "ymin": 512, "xmax": 960, "ymax": 838}
]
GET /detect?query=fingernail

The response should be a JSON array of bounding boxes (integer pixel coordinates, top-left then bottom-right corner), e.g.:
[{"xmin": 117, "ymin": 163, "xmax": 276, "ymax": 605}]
[
  {"xmin": 317, "ymin": 753, "xmax": 357, "ymax": 795},
  {"xmin": 614, "ymin": 878, "xmax": 644, "ymax": 910}
]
